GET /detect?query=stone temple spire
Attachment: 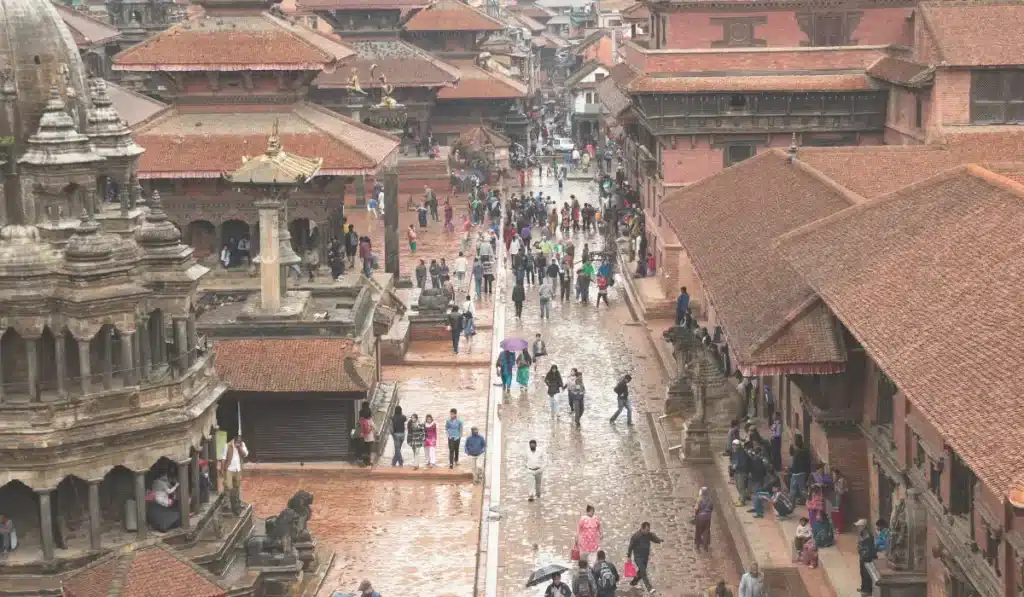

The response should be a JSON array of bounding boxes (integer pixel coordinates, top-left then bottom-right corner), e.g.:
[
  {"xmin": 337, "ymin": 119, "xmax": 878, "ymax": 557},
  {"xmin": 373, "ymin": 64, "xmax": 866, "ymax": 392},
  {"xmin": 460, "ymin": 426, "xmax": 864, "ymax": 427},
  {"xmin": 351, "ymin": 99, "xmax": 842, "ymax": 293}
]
[
  {"xmin": 19, "ymin": 86, "xmax": 103, "ymax": 168},
  {"xmin": 85, "ymin": 76, "xmax": 144, "ymax": 160}
]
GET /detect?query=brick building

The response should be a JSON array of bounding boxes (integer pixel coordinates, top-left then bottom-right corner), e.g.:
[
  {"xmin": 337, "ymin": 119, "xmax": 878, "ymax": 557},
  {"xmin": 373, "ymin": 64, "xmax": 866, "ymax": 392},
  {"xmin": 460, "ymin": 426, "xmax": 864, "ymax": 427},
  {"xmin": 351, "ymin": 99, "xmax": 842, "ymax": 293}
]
[{"xmin": 112, "ymin": 0, "xmax": 400, "ymax": 260}]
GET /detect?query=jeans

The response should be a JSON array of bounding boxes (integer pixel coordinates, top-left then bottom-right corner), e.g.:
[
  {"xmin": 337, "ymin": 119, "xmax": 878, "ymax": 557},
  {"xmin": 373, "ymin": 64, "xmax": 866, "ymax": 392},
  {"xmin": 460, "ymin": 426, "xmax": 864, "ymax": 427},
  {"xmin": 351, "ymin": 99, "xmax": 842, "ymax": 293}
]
[
  {"xmin": 790, "ymin": 472, "xmax": 808, "ymax": 504},
  {"xmin": 860, "ymin": 560, "xmax": 874, "ymax": 594},
  {"xmin": 529, "ymin": 469, "xmax": 543, "ymax": 497},
  {"xmin": 629, "ymin": 555, "xmax": 652, "ymax": 590},
  {"xmin": 448, "ymin": 438, "xmax": 460, "ymax": 465},
  {"xmin": 391, "ymin": 433, "xmax": 405, "ymax": 466},
  {"xmin": 540, "ymin": 299, "xmax": 551, "ymax": 319},
  {"xmin": 596, "ymin": 291, "xmax": 609, "ymax": 306},
  {"xmin": 610, "ymin": 397, "xmax": 632, "ymax": 424},
  {"xmin": 753, "ymin": 491, "xmax": 772, "ymax": 516},
  {"xmin": 451, "ymin": 330, "xmax": 461, "ymax": 353},
  {"xmin": 456, "ymin": 271, "xmax": 466, "ymax": 290},
  {"xmin": 484, "ymin": 275, "xmax": 494, "ymax": 294},
  {"xmin": 474, "ymin": 277, "xmax": 482, "ymax": 298},
  {"xmin": 735, "ymin": 471, "xmax": 749, "ymax": 503},
  {"xmin": 547, "ymin": 391, "xmax": 558, "ymax": 414}
]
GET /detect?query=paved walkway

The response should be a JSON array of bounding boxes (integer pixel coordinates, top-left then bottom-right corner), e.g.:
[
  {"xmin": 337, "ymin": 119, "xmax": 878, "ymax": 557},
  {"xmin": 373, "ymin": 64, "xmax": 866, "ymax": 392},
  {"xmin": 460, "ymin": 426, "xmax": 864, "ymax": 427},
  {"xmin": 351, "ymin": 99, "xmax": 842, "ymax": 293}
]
[{"xmin": 495, "ymin": 180, "xmax": 742, "ymax": 596}]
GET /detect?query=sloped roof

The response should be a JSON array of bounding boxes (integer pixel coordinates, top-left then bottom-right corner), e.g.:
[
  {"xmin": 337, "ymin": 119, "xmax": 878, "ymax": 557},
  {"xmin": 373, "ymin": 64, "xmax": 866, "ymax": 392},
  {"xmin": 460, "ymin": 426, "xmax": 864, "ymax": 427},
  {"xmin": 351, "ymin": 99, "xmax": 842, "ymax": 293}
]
[
  {"xmin": 572, "ymin": 28, "xmax": 608, "ymax": 55},
  {"xmin": 404, "ymin": 0, "xmax": 505, "ymax": 32},
  {"xmin": 437, "ymin": 61, "xmax": 528, "ymax": 100},
  {"xmin": 565, "ymin": 60, "xmax": 608, "ymax": 88},
  {"xmin": 106, "ymin": 81, "xmax": 168, "ymax": 126},
  {"xmin": 866, "ymin": 56, "xmax": 933, "ymax": 88},
  {"xmin": 215, "ymin": 338, "xmax": 371, "ymax": 393},
  {"xmin": 919, "ymin": 2, "xmax": 1024, "ymax": 67},
  {"xmin": 54, "ymin": 3, "xmax": 120, "ymax": 49},
  {"xmin": 113, "ymin": 12, "xmax": 354, "ymax": 71},
  {"xmin": 133, "ymin": 102, "xmax": 398, "ymax": 178},
  {"xmin": 628, "ymin": 72, "xmax": 877, "ymax": 93},
  {"xmin": 621, "ymin": 2, "xmax": 649, "ymax": 20},
  {"xmin": 519, "ymin": 4, "xmax": 557, "ymax": 20},
  {"xmin": 316, "ymin": 38, "xmax": 461, "ymax": 88},
  {"xmin": 776, "ymin": 165, "xmax": 1024, "ymax": 497},
  {"xmin": 661, "ymin": 150, "xmax": 851, "ymax": 375},
  {"xmin": 298, "ymin": 0, "xmax": 427, "ymax": 9},
  {"xmin": 509, "ymin": 12, "xmax": 546, "ymax": 32},
  {"xmin": 596, "ymin": 69, "xmax": 634, "ymax": 117},
  {"xmin": 64, "ymin": 544, "xmax": 226, "ymax": 597},
  {"xmin": 458, "ymin": 125, "xmax": 511, "ymax": 149}
]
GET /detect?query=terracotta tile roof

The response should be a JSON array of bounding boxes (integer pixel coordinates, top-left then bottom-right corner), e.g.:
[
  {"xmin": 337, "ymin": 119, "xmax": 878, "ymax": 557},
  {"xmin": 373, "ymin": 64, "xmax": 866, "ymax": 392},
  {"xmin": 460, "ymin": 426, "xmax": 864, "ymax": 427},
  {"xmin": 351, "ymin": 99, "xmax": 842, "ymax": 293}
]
[
  {"xmin": 572, "ymin": 29, "xmax": 609, "ymax": 55},
  {"xmin": 54, "ymin": 4, "xmax": 120, "ymax": 49},
  {"xmin": 437, "ymin": 61, "xmax": 528, "ymax": 100},
  {"xmin": 458, "ymin": 125, "xmax": 511, "ymax": 149},
  {"xmin": 106, "ymin": 81, "xmax": 168, "ymax": 126},
  {"xmin": 113, "ymin": 12, "xmax": 354, "ymax": 71},
  {"xmin": 866, "ymin": 56, "xmax": 933, "ymax": 88},
  {"xmin": 133, "ymin": 102, "xmax": 399, "ymax": 178},
  {"xmin": 404, "ymin": 0, "xmax": 505, "ymax": 32},
  {"xmin": 661, "ymin": 151, "xmax": 851, "ymax": 374},
  {"xmin": 519, "ymin": 4, "xmax": 557, "ymax": 20},
  {"xmin": 607, "ymin": 62, "xmax": 639, "ymax": 86},
  {"xmin": 297, "ymin": 0, "xmax": 427, "ymax": 9},
  {"xmin": 628, "ymin": 72, "xmax": 877, "ymax": 93},
  {"xmin": 621, "ymin": 2, "xmax": 649, "ymax": 20},
  {"xmin": 596, "ymin": 72, "xmax": 632, "ymax": 117},
  {"xmin": 538, "ymin": 31, "xmax": 570, "ymax": 48},
  {"xmin": 64, "ymin": 544, "xmax": 226, "ymax": 597},
  {"xmin": 566, "ymin": 60, "xmax": 608, "ymax": 88},
  {"xmin": 509, "ymin": 12, "xmax": 545, "ymax": 32},
  {"xmin": 919, "ymin": 2, "xmax": 1024, "ymax": 67},
  {"xmin": 316, "ymin": 38, "xmax": 461, "ymax": 88},
  {"xmin": 215, "ymin": 338, "xmax": 371, "ymax": 393},
  {"xmin": 776, "ymin": 165, "xmax": 1024, "ymax": 496}
]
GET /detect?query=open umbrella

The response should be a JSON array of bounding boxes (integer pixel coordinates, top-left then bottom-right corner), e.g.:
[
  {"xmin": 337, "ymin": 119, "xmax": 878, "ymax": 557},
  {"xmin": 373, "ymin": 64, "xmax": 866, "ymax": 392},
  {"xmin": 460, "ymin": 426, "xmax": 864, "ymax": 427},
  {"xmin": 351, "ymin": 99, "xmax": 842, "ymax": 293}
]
[
  {"xmin": 501, "ymin": 337, "xmax": 529, "ymax": 352},
  {"xmin": 526, "ymin": 564, "xmax": 569, "ymax": 587}
]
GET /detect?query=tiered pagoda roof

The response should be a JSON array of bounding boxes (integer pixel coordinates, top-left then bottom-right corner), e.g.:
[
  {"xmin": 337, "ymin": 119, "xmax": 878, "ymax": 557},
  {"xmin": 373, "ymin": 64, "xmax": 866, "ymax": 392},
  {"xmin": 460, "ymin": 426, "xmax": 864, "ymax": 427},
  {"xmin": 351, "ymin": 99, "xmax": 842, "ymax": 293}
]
[
  {"xmin": 403, "ymin": 0, "xmax": 506, "ymax": 32},
  {"xmin": 315, "ymin": 37, "xmax": 461, "ymax": 89},
  {"xmin": 437, "ymin": 60, "xmax": 528, "ymax": 100},
  {"xmin": 54, "ymin": 3, "xmax": 121, "ymax": 50}
]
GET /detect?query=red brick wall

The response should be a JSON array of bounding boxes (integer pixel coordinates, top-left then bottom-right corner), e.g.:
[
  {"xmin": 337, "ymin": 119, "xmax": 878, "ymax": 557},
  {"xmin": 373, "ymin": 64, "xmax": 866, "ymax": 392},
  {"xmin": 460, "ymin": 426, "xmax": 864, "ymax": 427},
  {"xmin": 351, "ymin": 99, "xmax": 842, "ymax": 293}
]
[
  {"xmin": 822, "ymin": 429, "xmax": 870, "ymax": 523},
  {"xmin": 583, "ymin": 35, "xmax": 616, "ymax": 68},
  {"xmin": 932, "ymin": 69, "xmax": 972, "ymax": 129},
  {"xmin": 663, "ymin": 7, "xmax": 911, "ymax": 50},
  {"xmin": 927, "ymin": 522, "xmax": 950, "ymax": 597}
]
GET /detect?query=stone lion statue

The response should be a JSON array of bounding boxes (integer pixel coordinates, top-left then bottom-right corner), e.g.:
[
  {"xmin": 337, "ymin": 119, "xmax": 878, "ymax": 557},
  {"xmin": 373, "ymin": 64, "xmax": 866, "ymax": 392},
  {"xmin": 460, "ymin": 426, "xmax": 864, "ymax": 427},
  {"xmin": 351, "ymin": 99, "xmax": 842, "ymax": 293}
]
[{"xmin": 286, "ymin": 490, "xmax": 314, "ymax": 543}]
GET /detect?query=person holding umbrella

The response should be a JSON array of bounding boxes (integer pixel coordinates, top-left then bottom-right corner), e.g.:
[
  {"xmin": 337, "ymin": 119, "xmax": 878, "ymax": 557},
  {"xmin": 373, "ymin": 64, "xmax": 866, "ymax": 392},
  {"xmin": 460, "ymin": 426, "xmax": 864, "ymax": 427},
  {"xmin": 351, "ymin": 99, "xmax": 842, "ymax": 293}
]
[
  {"xmin": 544, "ymin": 572, "xmax": 572, "ymax": 597},
  {"xmin": 499, "ymin": 338, "xmax": 528, "ymax": 393}
]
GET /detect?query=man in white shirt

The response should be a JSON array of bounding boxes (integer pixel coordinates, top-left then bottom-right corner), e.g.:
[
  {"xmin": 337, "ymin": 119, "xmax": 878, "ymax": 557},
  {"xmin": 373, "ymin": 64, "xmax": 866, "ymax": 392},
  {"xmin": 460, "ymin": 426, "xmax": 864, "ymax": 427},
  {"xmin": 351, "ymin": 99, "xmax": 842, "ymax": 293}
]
[
  {"xmin": 509, "ymin": 235, "xmax": 522, "ymax": 259},
  {"xmin": 221, "ymin": 436, "xmax": 248, "ymax": 514},
  {"xmin": 526, "ymin": 439, "xmax": 544, "ymax": 501},
  {"xmin": 454, "ymin": 251, "xmax": 469, "ymax": 291}
]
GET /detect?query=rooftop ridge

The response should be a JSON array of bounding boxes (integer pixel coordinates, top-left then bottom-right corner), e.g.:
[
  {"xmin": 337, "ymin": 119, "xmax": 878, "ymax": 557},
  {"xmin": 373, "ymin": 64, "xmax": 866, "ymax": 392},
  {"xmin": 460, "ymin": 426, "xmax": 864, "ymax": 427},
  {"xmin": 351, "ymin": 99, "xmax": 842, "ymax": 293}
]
[{"xmin": 790, "ymin": 153, "xmax": 867, "ymax": 205}]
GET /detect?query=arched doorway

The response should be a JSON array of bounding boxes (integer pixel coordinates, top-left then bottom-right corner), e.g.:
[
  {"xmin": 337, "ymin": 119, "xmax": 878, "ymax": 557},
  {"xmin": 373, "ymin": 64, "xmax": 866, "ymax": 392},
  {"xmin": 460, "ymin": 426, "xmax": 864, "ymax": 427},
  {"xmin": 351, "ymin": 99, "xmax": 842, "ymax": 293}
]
[
  {"xmin": 0, "ymin": 480, "xmax": 37, "ymax": 552},
  {"xmin": 289, "ymin": 218, "xmax": 318, "ymax": 255},
  {"xmin": 221, "ymin": 220, "xmax": 251, "ymax": 268},
  {"xmin": 1, "ymin": 328, "xmax": 28, "ymax": 396},
  {"xmin": 36, "ymin": 327, "xmax": 58, "ymax": 397},
  {"xmin": 184, "ymin": 221, "xmax": 216, "ymax": 259},
  {"xmin": 98, "ymin": 466, "xmax": 134, "ymax": 532}
]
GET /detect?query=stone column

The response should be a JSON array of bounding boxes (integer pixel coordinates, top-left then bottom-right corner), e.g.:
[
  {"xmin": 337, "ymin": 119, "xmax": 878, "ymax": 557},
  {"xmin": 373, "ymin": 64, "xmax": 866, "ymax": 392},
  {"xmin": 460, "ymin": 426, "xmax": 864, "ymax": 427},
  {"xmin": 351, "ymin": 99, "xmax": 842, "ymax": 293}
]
[
  {"xmin": 78, "ymin": 339, "xmax": 91, "ymax": 395},
  {"xmin": 256, "ymin": 200, "xmax": 282, "ymax": 311},
  {"xmin": 120, "ymin": 332, "xmax": 134, "ymax": 385},
  {"xmin": 177, "ymin": 460, "xmax": 191, "ymax": 530},
  {"xmin": 185, "ymin": 315, "xmax": 197, "ymax": 368},
  {"xmin": 54, "ymin": 331, "xmax": 67, "ymax": 398},
  {"xmin": 174, "ymin": 319, "xmax": 188, "ymax": 373},
  {"xmin": 102, "ymin": 330, "xmax": 114, "ymax": 390},
  {"xmin": 190, "ymin": 448, "xmax": 201, "ymax": 512},
  {"xmin": 139, "ymin": 316, "xmax": 151, "ymax": 381},
  {"xmin": 382, "ymin": 167, "xmax": 400, "ymax": 277},
  {"xmin": 38, "ymin": 489, "xmax": 56, "ymax": 561},
  {"xmin": 354, "ymin": 175, "xmax": 366, "ymax": 208},
  {"xmin": 25, "ymin": 337, "xmax": 39, "ymax": 401},
  {"xmin": 206, "ymin": 431, "xmax": 219, "ymax": 493},
  {"xmin": 133, "ymin": 471, "xmax": 147, "ymax": 540},
  {"xmin": 88, "ymin": 480, "xmax": 101, "ymax": 551},
  {"xmin": 131, "ymin": 331, "xmax": 142, "ymax": 384},
  {"xmin": 0, "ymin": 337, "xmax": 5, "ymax": 404}
]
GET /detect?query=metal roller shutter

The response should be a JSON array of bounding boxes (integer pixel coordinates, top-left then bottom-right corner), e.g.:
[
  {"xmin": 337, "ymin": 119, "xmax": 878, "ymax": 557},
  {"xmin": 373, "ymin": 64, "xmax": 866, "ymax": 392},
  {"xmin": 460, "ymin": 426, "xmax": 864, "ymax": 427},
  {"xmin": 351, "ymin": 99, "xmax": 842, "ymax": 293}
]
[{"xmin": 242, "ymin": 396, "xmax": 355, "ymax": 462}]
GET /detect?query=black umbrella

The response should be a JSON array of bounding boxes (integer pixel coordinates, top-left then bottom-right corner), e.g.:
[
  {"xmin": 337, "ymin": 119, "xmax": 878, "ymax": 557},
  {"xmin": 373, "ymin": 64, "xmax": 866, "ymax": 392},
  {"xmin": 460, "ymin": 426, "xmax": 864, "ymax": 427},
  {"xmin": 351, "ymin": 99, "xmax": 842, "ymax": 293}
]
[{"xmin": 526, "ymin": 564, "xmax": 570, "ymax": 587}]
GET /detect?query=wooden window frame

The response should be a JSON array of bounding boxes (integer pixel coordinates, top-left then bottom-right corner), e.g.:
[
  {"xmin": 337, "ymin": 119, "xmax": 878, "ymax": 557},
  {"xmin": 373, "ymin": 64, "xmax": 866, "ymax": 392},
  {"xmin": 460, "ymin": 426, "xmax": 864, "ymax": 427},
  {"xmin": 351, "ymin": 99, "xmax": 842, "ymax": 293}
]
[{"xmin": 970, "ymin": 70, "xmax": 1024, "ymax": 124}]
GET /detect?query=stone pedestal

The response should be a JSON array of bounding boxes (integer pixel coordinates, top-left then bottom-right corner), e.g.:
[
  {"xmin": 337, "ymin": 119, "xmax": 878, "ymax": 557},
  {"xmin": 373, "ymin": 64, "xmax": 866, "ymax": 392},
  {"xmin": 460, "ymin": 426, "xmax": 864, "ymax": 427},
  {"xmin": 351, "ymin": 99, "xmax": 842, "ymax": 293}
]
[
  {"xmin": 682, "ymin": 419, "xmax": 713, "ymax": 463},
  {"xmin": 295, "ymin": 540, "xmax": 317, "ymax": 572},
  {"xmin": 256, "ymin": 201, "xmax": 282, "ymax": 312},
  {"xmin": 252, "ymin": 563, "xmax": 304, "ymax": 597},
  {"xmin": 382, "ymin": 167, "xmax": 400, "ymax": 278},
  {"xmin": 867, "ymin": 563, "xmax": 927, "ymax": 597}
]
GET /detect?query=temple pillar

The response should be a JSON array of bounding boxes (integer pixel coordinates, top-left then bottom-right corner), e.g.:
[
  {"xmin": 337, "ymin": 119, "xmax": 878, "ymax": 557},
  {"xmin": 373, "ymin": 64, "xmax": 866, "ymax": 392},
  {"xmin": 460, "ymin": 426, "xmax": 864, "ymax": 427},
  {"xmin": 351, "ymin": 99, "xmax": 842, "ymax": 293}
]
[
  {"xmin": 190, "ymin": 448, "xmax": 201, "ymax": 513},
  {"xmin": 0, "ymin": 337, "xmax": 5, "ymax": 403},
  {"xmin": 139, "ymin": 315, "xmax": 151, "ymax": 381},
  {"xmin": 174, "ymin": 318, "xmax": 188, "ymax": 373},
  {"xmin": 207, "ymin": 429, "xmax": 219, "ymax": 492},
  {"xmin": 382, "ymin": 166, "xmax": 400, "ymax": 277},
  {"xmin": 102, "ymin": 329, "xmax": 114, "ymax": 390},
  {"xmin": 77, "ymin": 339, "xmax": 91, "ymax": 394},
  {"xmin": 186, "ymin": 315, "xmax": 197, "ymax": 368},
  {"xmin": 257, "ymin": 201, "xmax": 282, "ymax": 311},
  {"xmin": 38, "ymin": 489, "xmax": 55, "ymax": 561},
  {"xmin": 120, "ymin": 332, "xmax": 134, "ymax": 385},
  {"xmin": 354, "ymin": 175, "xmax": 366, "ymax": 208},
  {"xmin": 25, "ymin": 337, "xmax": 39, "ymax": 401},
  {"xmin": 177, "ymin": 460, "xmax": 191, "ymax": 530},
  {"xmin": 131, "ymin": 330, "xmax": 142, "ymax": 384},
  {"xmin": 54, "ymin": 331, "xmax": 67, "ymax": 398},
  {"xmin": 88, "ymin": 480, "xmax": 101, "ymax": 551},
  {"xmin": 133, "ymin": 471, "xmax": 147, "ymax": 540}
]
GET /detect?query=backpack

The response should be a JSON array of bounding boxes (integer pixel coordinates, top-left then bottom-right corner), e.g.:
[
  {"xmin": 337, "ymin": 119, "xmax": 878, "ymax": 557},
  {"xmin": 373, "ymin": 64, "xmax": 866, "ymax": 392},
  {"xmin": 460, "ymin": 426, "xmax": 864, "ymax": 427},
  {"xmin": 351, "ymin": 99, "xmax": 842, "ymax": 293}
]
[
  {"xmin": 596, "ymin": 562, "xmax": 617, "ymax": 591},
  {"xmin": 574, "ymin": 575, "xmax": 595, "ymax": 597}
]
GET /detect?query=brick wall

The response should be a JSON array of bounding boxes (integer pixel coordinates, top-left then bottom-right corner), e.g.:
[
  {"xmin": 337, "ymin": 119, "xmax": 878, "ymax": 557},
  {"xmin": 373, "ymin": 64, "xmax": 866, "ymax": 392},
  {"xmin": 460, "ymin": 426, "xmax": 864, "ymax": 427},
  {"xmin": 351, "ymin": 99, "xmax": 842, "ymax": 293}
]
[
  {"xmin": 664, "ymin": 7, "xmax": 911, "ymax": 50},
  {"xmin": 663, "ymin": 143, "xmax": 724, "ymax": 184},
  {"xmin": 822, "ymin": 428, "xmax": 870, "ymax": 523},
  {"xmin": 926, "ymin": 523, "xmax": 951, "ymax": 597},
  {"xmin": 932, "ymin": 69, "xmax": 972, "ymax": 128}
]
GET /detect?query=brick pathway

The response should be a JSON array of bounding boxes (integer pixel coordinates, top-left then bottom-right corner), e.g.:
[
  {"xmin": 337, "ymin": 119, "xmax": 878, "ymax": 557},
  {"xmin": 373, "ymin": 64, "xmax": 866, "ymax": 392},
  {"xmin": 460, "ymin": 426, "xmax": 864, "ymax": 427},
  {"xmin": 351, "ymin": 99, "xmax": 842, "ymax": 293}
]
[{"xmin": 495, "ymin": 180, "xmax": 742, "ymax": 596}]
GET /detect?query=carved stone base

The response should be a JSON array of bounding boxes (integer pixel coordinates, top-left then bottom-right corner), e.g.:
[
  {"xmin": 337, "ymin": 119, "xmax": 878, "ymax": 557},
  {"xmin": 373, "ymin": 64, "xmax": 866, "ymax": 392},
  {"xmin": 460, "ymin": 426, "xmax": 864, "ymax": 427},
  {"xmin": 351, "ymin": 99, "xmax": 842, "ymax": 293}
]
[
  {"xmin": 682, "ymin": 419, "xmax": 713, "ymax": 463},
  {"xmin": 866, "ymin": 563, "xmax": 927, "ymax": 597},
  {"xmin": 665, "ymin": 384, "xmax": 695, "ymax": 416},
  {"xmin": 254, "ymin": 562, "xmax": 305, "ymax": 597},
  {"xmin": 295, "ymin": 540, "xmax": 317, "ymax": 572}
]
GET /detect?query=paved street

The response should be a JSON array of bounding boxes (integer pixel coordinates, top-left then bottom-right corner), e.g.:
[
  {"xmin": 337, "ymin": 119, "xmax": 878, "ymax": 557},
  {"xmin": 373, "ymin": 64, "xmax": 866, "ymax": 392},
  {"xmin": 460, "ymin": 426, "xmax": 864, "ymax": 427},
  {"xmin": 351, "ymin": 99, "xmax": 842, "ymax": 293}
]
[{"xmin": 496, "ymin": 180, "xmax": 741, "ymax": 596}]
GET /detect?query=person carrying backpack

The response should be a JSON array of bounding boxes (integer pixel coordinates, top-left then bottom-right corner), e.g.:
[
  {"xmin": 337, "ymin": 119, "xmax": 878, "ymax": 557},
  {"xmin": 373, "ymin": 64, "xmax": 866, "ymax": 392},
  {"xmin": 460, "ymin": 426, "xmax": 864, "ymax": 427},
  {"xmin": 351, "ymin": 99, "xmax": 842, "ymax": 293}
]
[
  {"xmin": 592, "ymin": 550, "xmax": 619, "ymax": 597},
  {"xmin": 572, "ymin": 559, "xmax": 597, "ymax": 597}
]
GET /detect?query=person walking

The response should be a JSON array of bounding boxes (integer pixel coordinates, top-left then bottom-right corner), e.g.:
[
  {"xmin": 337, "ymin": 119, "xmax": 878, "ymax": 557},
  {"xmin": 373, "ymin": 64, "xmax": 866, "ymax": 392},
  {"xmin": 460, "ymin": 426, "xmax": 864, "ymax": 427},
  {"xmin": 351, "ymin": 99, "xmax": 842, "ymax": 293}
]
[
  {"xmin": 738, "ymin": 562, "xmax": 766, "ymax": 597},
  {"xmin": 516, "ymin": 349, "xmax": 532, "ymax": 395},
  {"xmin": 544, "ymin": 573, "xmax": 571, "ymax": 597},
  {"xmin": 356, "ymin": 402, "xmax": 374, "ymax": 467},
  {"xmin": 544, "ymin": 365, "xmax": 565, "ymax": 415},
  {"xmin": 454, "ymin": 251, "xmax": 468, "ymax": 291},
  {"xmin": 407, "ymin": 414, "xmax": 425, "ymax": 469},
  {"xmin": 344, "ymin": 224, "xmax": 359, "ymax": 269},
  {"xmin": 592, "ymin": 550, "xmax": 619, "ymax": 597},
  {"xmin": 538, "ymin": 279, "xmax": 554, "ymax": 319},
  {"xmin": 390, "ymin": 405, "xmax": 407, "ymax": 467},
  {"xmin": 572, "ymin": 559, "xmax": 597, "ymax": 597},
  {"xmin": 415, "ymin": 259, "xmax": 427, "ymax": 289},
  {"xmin": 407, "ymin": 224, "xmax": 417, "ymax": 254},
  {"xmin": 627, "ymin": 522, "xmax": 663, "ymax": 594},
  {"xmin": 567, "ymin": 369, "xmax": 586, "ymax": 427},
  {"xmin": 856, "ymin": 519, "xmax": 877, "ymax": 595},
  {"xmin": 424, "ymin": 414, "xmax": 438, "ymax": 468},
  {"xmin": 220, "ymin": 435, "xmax": 248, "ymax": 514},
  {"xmin": 446, "ymin": 408, "xmax": 464, "ymax": 469},
  {"xmin": 447, "ymin": 305, "xmax": 463, "ymax": 354},
  {"xmin": 512, "ymin": 280, "xmax": 526, "ymax": 319},
  {"xmin": 694, "ymin": 486, "xmax": 714, "ymax": 551},
  {"xmin": 497, "ymin": 349, "xmax": 516, "ymax": 394},
  {"xmin": 575, "ymin": 505, "xmax": 603, "ymax": 565},
  {"xmin": 609, "ymin": 374, "xmax": 633, "ymax": 425},
  {"xmin": 676, "ymin": 286, "xmax": 690, "ymax": 325},
  {"xmin": 789, "ymin": 433, "xmax": 811, "ymax": 504},
  {"xmin": 472, "ymin": 257, "xmax": 484, "ymax": 299},
  {"xmin": 526, "ymin": 439, "xmax": 544, "ymax": 501},
  {"xmin": 465, "ymin": 426, "xmax": 486, "ymax": 483},
  {"xmin": 532, "ymin": 333, "xmax": 547, "ymax": 370}
]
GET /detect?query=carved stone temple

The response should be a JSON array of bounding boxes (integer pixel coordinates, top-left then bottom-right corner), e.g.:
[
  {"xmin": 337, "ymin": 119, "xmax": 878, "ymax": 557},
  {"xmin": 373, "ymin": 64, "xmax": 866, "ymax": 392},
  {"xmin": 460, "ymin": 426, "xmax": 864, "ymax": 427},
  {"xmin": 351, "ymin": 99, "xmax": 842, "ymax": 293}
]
[{"xmin": 0, "ymin": 1, "xmax": 327, "ymax": 594}]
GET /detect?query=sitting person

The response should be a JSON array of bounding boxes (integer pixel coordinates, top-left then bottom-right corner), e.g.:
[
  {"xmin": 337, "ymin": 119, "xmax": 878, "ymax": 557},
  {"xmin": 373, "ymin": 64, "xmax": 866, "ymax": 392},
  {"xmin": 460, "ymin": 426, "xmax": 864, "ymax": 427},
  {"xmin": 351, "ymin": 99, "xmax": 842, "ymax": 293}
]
[
  {"xmin": 801, "ymin": 536, "xmax": 819, "ymax": 568},
  {"xmin": 0, "ymin": 515, "xmax": 17, "ymax": 553},
  {"xmin": 146, "ymin": 473, "xmax": 182, "ymax": 532},
  {"xmin": 152, "ymin": 474, "xmax": 178, "ymax": 508},
  {"xmin": 812, "ymin": 512, "xmax": 836, "ymax": 548},
  {"xmin": 793, "ymin": 517, "xmax": 813, "ymax": 562},
  {"xmin": 707, "ymin": 580, "xmax": 733, "ymax": 597},
  {"xmin": 751, "ymin": 484, "xmax": 794, "ymax": 519},
  {"xmin": 875, "ymin": 519, "xmax": 890, "ymax": 553}
]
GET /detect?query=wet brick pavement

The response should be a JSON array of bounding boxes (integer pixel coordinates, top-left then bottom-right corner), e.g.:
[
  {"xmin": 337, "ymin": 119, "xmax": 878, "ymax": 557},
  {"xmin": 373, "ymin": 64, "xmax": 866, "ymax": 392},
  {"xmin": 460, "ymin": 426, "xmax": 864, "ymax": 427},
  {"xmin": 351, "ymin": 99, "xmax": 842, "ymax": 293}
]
[{"xmin": 496, "ymin": 180, "xmax": 742, "ymax": 596}]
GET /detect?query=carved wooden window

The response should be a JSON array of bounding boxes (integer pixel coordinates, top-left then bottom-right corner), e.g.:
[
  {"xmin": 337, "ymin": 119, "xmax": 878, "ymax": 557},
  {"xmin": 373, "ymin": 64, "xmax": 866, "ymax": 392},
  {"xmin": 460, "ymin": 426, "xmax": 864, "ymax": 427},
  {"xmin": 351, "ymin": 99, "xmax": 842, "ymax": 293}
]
[
  {"xmin": 710, "ymin": 17, "xmax": 767, "ymax": 48},
  {"xmin": 875, "ymin": 369, "xmax": 895, "ymax": 428},
  {"xmin": 950, "ymin": 451, "xmax": 975, "ymax": 518},
  {"xmin": 930, "ymin": 458, "xmax": 943, "ymax": 501},
  {"xmin": 724, "ymin": 144, "xmax": 755, "ymax": 167},
  {"xmin": 970, "ymin": 70, "xmax": 1024, "ymax": 124},
  {"xmin": 985, "ymin": 525, "xmax": 1002, "ymax": 576},
  {"xmin": 915, "ymin": 94, "xmax": 924, "ymax": 129},
  {"xmin": 798, "ymin": 12, "xmax": 861, "ymax": 47},
  {"xmin": 914, "ymin": 434, "xmax": 926, "ymax": 469},
  {"xmin": 728, "ymin": 94, "xmax": 748, "ymax": 111}
]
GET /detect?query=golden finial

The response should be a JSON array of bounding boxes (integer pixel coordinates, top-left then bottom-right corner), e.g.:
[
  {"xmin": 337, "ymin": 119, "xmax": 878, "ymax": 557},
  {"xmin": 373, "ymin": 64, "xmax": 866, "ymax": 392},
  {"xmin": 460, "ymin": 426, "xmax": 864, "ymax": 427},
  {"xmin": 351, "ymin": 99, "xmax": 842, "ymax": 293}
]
[{"xmin": 266, "ymin": 118, "xmax": 282, "ymax": 156}]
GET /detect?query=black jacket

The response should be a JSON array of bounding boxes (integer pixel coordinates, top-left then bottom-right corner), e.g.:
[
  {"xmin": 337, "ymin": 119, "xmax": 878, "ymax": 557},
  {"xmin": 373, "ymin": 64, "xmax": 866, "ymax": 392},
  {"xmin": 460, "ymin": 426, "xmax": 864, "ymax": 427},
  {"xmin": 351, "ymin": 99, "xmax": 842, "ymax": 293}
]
[
  {"xmin": 545, "ymin": 370, "xmax": 565, "ymax": 394},
  {"xmin": 791, "ymin": 446, "xmax": 811, "ymax": 475},
  {"xmin": 627, "ymin": 530, "xmax": 662, "ymax": 560},
  {"xmin": 512, "ymin": 285, "xmax": 526, "ymax": 303}
]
